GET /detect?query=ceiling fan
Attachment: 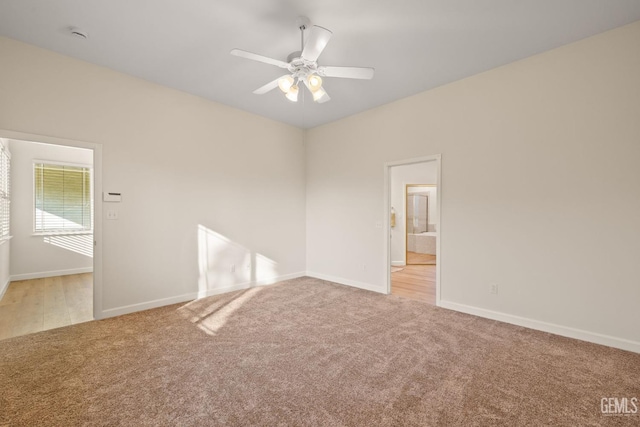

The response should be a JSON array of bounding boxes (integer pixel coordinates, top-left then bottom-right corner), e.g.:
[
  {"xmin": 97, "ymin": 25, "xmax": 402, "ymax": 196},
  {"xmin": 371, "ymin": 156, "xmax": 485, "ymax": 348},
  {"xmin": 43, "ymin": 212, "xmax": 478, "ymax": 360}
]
[{"xmin": 230, "ymin": 17, "xmax": 374, "ymax": 104}]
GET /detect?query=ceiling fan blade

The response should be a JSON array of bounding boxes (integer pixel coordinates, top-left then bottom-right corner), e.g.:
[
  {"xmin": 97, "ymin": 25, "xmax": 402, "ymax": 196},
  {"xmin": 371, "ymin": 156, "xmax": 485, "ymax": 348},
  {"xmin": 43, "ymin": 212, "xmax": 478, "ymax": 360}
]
[
  {"xmin": 301, "ymin": 26, "xmax": 332, "ymax": 62},
  {"xmin": 253, "ymin": 75, "xmax": 289, "ymax": 94},
  {"xmin": 317, "ymin": 66, "xmax": 375, "ymax": 80},
  {"xmin": 230, "ymin": 49, "xmax": 289, "ymax": 69}
]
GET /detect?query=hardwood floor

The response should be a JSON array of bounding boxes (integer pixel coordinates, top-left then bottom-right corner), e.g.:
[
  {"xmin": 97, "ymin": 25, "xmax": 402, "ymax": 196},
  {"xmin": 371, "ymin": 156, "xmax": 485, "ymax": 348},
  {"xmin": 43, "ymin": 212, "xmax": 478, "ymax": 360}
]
[
  {"xmin": 0, "ymin": 273, "xmax": 93, "ymax": 340},
  {"xmin": 391, "ymin": 263, "xmax": 436, "ymax": 305},
  {"xmin": 406, "ymin": 251, "xmax": 436, "ymax": 265}
]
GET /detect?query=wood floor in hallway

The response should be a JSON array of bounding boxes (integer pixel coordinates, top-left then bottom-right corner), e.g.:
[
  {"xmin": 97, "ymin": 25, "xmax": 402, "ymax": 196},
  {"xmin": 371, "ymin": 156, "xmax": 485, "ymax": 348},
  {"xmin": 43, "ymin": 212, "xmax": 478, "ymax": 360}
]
[
  {"xmin": 391, "ymin": 263, "xmax": 436, "ymax": 305},
  {"xmin": 0, "ymin": 273, "xmax": 93, "ymax": 340}
]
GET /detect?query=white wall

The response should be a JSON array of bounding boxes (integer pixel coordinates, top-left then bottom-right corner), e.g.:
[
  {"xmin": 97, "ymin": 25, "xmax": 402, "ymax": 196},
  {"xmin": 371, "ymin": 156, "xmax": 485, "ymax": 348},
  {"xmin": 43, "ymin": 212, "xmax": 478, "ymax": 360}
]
[
  {"xmin": 306, "ymin": 21, "xmax": 640, "ymax": 350},
  {"xmin": 0, "ymin": 138, "xmax": 10, "ymax": 296},
  {"xmin": 390, "ymin": 162, "xmax": 436, "ymax": 265},
  {"xmin": 0, "ymin": 36, "xmax": 306, "ymax": 317},
  {"xmin": 9, "ymin": 139, "xmax": 93, "ymax": 280}
]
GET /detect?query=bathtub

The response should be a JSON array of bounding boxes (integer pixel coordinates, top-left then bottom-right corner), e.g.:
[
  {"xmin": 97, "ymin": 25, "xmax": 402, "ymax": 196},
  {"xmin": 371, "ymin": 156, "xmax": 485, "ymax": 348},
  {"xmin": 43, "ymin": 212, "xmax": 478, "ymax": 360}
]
[{"xmin": 407, "ymin": 232, "xmax": 437, "ymax": 255}]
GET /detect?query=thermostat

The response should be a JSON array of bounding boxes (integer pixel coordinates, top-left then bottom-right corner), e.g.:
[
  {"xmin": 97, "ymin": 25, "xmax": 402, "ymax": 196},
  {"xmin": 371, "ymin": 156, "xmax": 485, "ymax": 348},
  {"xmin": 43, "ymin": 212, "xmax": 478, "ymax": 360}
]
[{"xmin": 103, "ymin": 192, "xmax": 122, "ymax": 202}]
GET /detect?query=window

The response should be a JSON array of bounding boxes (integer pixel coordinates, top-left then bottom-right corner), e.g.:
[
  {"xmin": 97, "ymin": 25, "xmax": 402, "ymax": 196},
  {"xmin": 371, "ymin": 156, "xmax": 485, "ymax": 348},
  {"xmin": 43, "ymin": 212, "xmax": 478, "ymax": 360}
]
[
  {"xmin": 34, "ymin": 162, "xmax": 92, "ymax": 233},
  {"xmin": 0, "ymin": 143, "xmax": 10, "ymax": 240}
]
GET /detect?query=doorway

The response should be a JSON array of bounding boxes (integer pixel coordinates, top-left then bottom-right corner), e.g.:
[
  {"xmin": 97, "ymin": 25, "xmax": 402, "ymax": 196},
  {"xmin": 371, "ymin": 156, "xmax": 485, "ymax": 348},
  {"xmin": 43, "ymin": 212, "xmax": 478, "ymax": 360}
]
[
  {"xmin": 0, "ymin": 130, "xmax": 102, "ymax": 339},
  {"xmin": 384, "ymin": 155, "xmax": 441, "ymax": 305}
]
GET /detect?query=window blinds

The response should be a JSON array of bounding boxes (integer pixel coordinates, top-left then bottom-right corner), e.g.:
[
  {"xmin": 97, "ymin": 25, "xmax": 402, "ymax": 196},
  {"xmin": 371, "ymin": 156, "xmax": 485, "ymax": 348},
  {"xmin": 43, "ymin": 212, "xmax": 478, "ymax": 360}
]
[
  {"xmin": 0, "ymin": 145, "xmax": 9, "ymax": 239},
  {"xmin": 34, "ymin": 163, "xmax": 92, "ymax": 232}
]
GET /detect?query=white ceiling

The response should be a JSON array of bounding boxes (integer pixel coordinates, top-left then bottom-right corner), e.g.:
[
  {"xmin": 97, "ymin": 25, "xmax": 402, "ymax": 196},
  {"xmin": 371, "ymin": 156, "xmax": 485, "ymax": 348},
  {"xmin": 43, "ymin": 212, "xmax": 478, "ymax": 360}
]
[{"xmin": 2, "ymin": 0, "xmax": 640, "ymax": 129}]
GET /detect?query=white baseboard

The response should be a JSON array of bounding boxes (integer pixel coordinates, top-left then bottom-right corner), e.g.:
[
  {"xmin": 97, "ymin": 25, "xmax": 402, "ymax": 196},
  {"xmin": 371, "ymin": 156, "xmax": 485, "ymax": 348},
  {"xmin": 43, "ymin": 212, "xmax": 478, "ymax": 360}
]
[
  {"xmin": 99, "ymin": 271, "xmax": 307, "ymax": 320},
  {"xmin": 0, "ymin": 276, "xmax": 10, "ymax": 301},
  {"xmin": 306, "ymin": 271, "xmax": 386, "ymax": 294},
  {"xmin": 391, "ymin": 261, "xmax": 406, "ymax": 267},
  {"xmin": 439, "ymin": 300, "xmax": 640, "ymax": 354},
  {"xmin": 10, "ymin": 267, "xmax": 94, "ymax": 282}
]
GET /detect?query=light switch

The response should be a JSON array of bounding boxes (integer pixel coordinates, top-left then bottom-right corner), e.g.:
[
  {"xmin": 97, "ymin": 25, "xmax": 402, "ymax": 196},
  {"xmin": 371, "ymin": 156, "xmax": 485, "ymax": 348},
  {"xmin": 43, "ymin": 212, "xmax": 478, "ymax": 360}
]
[{"xmin": 107, "ymin": 210, "xmax": 118, "ymax": 220}]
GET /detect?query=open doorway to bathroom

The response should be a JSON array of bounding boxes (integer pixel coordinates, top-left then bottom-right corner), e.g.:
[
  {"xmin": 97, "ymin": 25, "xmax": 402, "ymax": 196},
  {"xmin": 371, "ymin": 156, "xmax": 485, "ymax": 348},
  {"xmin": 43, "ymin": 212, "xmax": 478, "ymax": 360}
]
[{"xmin": 386, "ymin": 156, "xmax": 440, "ymax": 305}]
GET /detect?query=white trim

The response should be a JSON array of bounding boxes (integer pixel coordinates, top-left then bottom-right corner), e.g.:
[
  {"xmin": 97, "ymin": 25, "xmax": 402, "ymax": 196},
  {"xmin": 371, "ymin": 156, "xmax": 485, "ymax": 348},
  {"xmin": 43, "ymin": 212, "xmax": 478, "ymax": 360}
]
[
  {"xmin": 32, "ymin": 231, "xmax": 93, "ymax": 237},
  {"xmin": 253, "ymin": 271, "xmax": 304, "ymax": 286},
  {"xmin": 0, "ymin": 129, "xmax": 103, "ymax": 321},
  {"xmin": 10, "ymin": 267, "xmax": 94, "ymax": 282},
  {"xmin": 440, "ymin": 300, "xmax": 640, "ymax": 354},
  {"xmin": 32, "ymin": 159, "xmax": 93, "ymax": 169},
  {"xmin": 391, "ymin": 261, "xmax": 405, "ymax": 267},
  {"xmin": 306, "ymin": 271, "xmax": 386, "ymax": 294},
  {"xmin": 99, "ymin": 271, "xmax": 307, "ymax": 319},
  {"xmin": 0, "ymin": 276, "xmax": 10, "ymax": 301},
  {"xmin": 383, "ymin": 154, "xmax": 442, "ymax": 305}
]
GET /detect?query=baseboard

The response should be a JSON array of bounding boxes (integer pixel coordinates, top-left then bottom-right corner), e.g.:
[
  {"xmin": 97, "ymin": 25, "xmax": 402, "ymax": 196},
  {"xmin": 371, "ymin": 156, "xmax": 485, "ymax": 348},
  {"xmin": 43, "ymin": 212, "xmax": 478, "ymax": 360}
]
[
  {"xmin": 0, "ymin": 276, "xmax": 10, "ymax": 301},
  {"xmin": 10, "ymin": 267, "xmax": 94, "ymax": 282},
  {"xmin": 99, "ymin": 271, "xmax": 307, "ymax": 320},
  {"xmin": 306, "ymin": 271, "xmax": 386, "ymax": 294},
  {"xmin": 254, "ymin": 271, "xmax": 306, "ymax": 286},
  {"xmin": 391, "ymin": 261, "xmax": 405, "ymax": 267},
  {"xmin": 439, "ymin": 300, "xmax": 640, "ymax": 354}
]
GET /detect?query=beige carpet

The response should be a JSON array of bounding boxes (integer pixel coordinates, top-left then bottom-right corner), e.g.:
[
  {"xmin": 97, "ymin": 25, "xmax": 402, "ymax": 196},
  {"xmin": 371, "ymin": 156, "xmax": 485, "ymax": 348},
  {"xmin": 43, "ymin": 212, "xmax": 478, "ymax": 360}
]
[{"xmin": 1, "ymin": 277, "xmax": 639, "ymax": 426}]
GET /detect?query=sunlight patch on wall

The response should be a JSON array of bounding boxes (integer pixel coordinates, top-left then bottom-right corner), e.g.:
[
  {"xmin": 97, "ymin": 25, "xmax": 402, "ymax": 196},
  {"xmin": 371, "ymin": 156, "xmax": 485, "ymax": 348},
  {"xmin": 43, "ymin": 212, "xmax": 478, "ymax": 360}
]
[
  {"xmin": 197, "ymin": 225, "xmax": 251, "ymax": 298},
  {"xmin": 43, "ymin": 233, "xmax": 93, "ymax": 257},
  {"xmin": 196, "ymin": 224, "xmax": 280, "ymax": 297},
  {"xmin": 255, "ymin": 253, "xmax": 278, "ymax": 284}
]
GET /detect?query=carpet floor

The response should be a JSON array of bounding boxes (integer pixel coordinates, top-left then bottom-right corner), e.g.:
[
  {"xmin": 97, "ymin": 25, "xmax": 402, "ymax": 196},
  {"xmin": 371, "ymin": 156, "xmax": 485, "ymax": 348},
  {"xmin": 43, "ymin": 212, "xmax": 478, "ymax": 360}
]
[{"xmin": 1, "ymin": 277, "xmax": 638, "ymax": 426}]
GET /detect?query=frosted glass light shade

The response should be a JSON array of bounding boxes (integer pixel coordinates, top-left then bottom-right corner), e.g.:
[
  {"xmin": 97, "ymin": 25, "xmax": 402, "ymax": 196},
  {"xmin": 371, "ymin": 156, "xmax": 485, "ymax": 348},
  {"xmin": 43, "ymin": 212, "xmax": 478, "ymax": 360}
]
[
  {"xmin": 278, "ymin": 76, "xmax": 294, "ymax": 93},
  {"xmin": 285, "ymin": 84, "xmax": 299, "ymax": 102},
  {"xmin": 307, "ymin": 74, "xmax": 323, "ymax": 92},
  {"xmin": 312, "ymin": 86, "xmax": 327, "ymax": 102}
]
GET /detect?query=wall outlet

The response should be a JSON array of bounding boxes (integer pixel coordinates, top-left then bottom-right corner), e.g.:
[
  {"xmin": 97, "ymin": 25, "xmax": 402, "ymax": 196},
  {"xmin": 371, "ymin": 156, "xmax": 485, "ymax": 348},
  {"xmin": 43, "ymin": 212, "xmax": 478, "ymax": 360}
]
[
  {"xmin": 230, "ymin": 264, "xmax": 235, "ymax": 273},
  {"xmin": 106, "ymin": 210, "xmax": 118, "ymax": 220},
  {"xmin": 490, "ymin": 283, "xmax": 498, "ymax": 294}
]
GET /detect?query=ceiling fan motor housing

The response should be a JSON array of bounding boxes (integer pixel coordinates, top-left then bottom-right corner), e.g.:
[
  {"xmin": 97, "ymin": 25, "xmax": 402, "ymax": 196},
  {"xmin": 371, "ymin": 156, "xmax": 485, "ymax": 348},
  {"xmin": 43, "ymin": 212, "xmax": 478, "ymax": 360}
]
[{"xmin": 287, "ymin": 53, "xmax": 318, "ymax": 81}]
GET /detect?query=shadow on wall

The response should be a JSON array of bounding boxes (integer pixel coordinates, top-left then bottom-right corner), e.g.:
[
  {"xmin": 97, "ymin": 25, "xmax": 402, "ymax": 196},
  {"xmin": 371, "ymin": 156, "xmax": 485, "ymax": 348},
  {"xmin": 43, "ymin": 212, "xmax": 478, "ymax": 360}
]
[
  {"xmin": 196, "ymin": 224, "xmax": 278, "ymax": 299},
  {"xmin": 43, "ymin": 233, "xmax": 93, "ymax": 258}
]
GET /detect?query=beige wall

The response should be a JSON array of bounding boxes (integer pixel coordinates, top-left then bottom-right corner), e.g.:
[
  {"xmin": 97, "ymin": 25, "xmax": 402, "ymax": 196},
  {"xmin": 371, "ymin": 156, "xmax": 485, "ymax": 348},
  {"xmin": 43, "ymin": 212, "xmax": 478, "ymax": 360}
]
[
  {"xmin": 306, "ymin": 21, "xmax": 640, "ymax": 349},
  {"xmin": 0, "ymin": 36, "xmax": 306, "ymax": 316}
]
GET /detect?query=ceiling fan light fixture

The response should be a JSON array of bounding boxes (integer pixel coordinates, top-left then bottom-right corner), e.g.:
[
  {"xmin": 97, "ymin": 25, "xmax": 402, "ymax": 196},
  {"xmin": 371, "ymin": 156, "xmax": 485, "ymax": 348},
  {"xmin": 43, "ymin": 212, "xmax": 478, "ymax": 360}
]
[
  {"xmin": 312, "ymin": 86, "xmax": 327, "ymax": 102},
  {"xmin": 278, "ymin": 75, "xmax": 294, "ymax": 93},
  {"xmin": 307, "ymin": 74, "xmax": 323, "ymax": 92},
  {"xmin": 285, "ymin": 84, "xmax": 299, "ymax": 102}
]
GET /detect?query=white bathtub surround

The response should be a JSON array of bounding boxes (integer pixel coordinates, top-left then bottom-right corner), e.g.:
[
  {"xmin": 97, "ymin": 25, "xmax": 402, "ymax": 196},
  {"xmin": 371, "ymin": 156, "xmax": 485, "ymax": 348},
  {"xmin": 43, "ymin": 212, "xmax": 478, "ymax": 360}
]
[{"xmin": 407, "ymin": 232, "xmax": 437, "ymax": 255}]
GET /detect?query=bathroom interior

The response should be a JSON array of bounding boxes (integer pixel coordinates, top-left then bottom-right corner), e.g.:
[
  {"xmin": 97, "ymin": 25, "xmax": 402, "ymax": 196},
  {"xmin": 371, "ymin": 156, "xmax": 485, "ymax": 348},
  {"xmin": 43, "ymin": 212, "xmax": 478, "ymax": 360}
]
[{"xmin": 406, "ymin": 185, "xmax": 437, "ymax": 265}]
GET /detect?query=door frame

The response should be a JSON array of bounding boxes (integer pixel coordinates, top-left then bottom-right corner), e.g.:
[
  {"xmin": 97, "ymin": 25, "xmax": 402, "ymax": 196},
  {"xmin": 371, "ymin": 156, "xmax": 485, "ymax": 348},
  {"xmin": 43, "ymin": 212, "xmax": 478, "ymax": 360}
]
[
  {"xmin": 0, "ymin": 129, "xmax": 104, "ymax": 320},
  {"xmin": 383, "ymin": 154, "xmax": 441, "ymax": 305}
]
